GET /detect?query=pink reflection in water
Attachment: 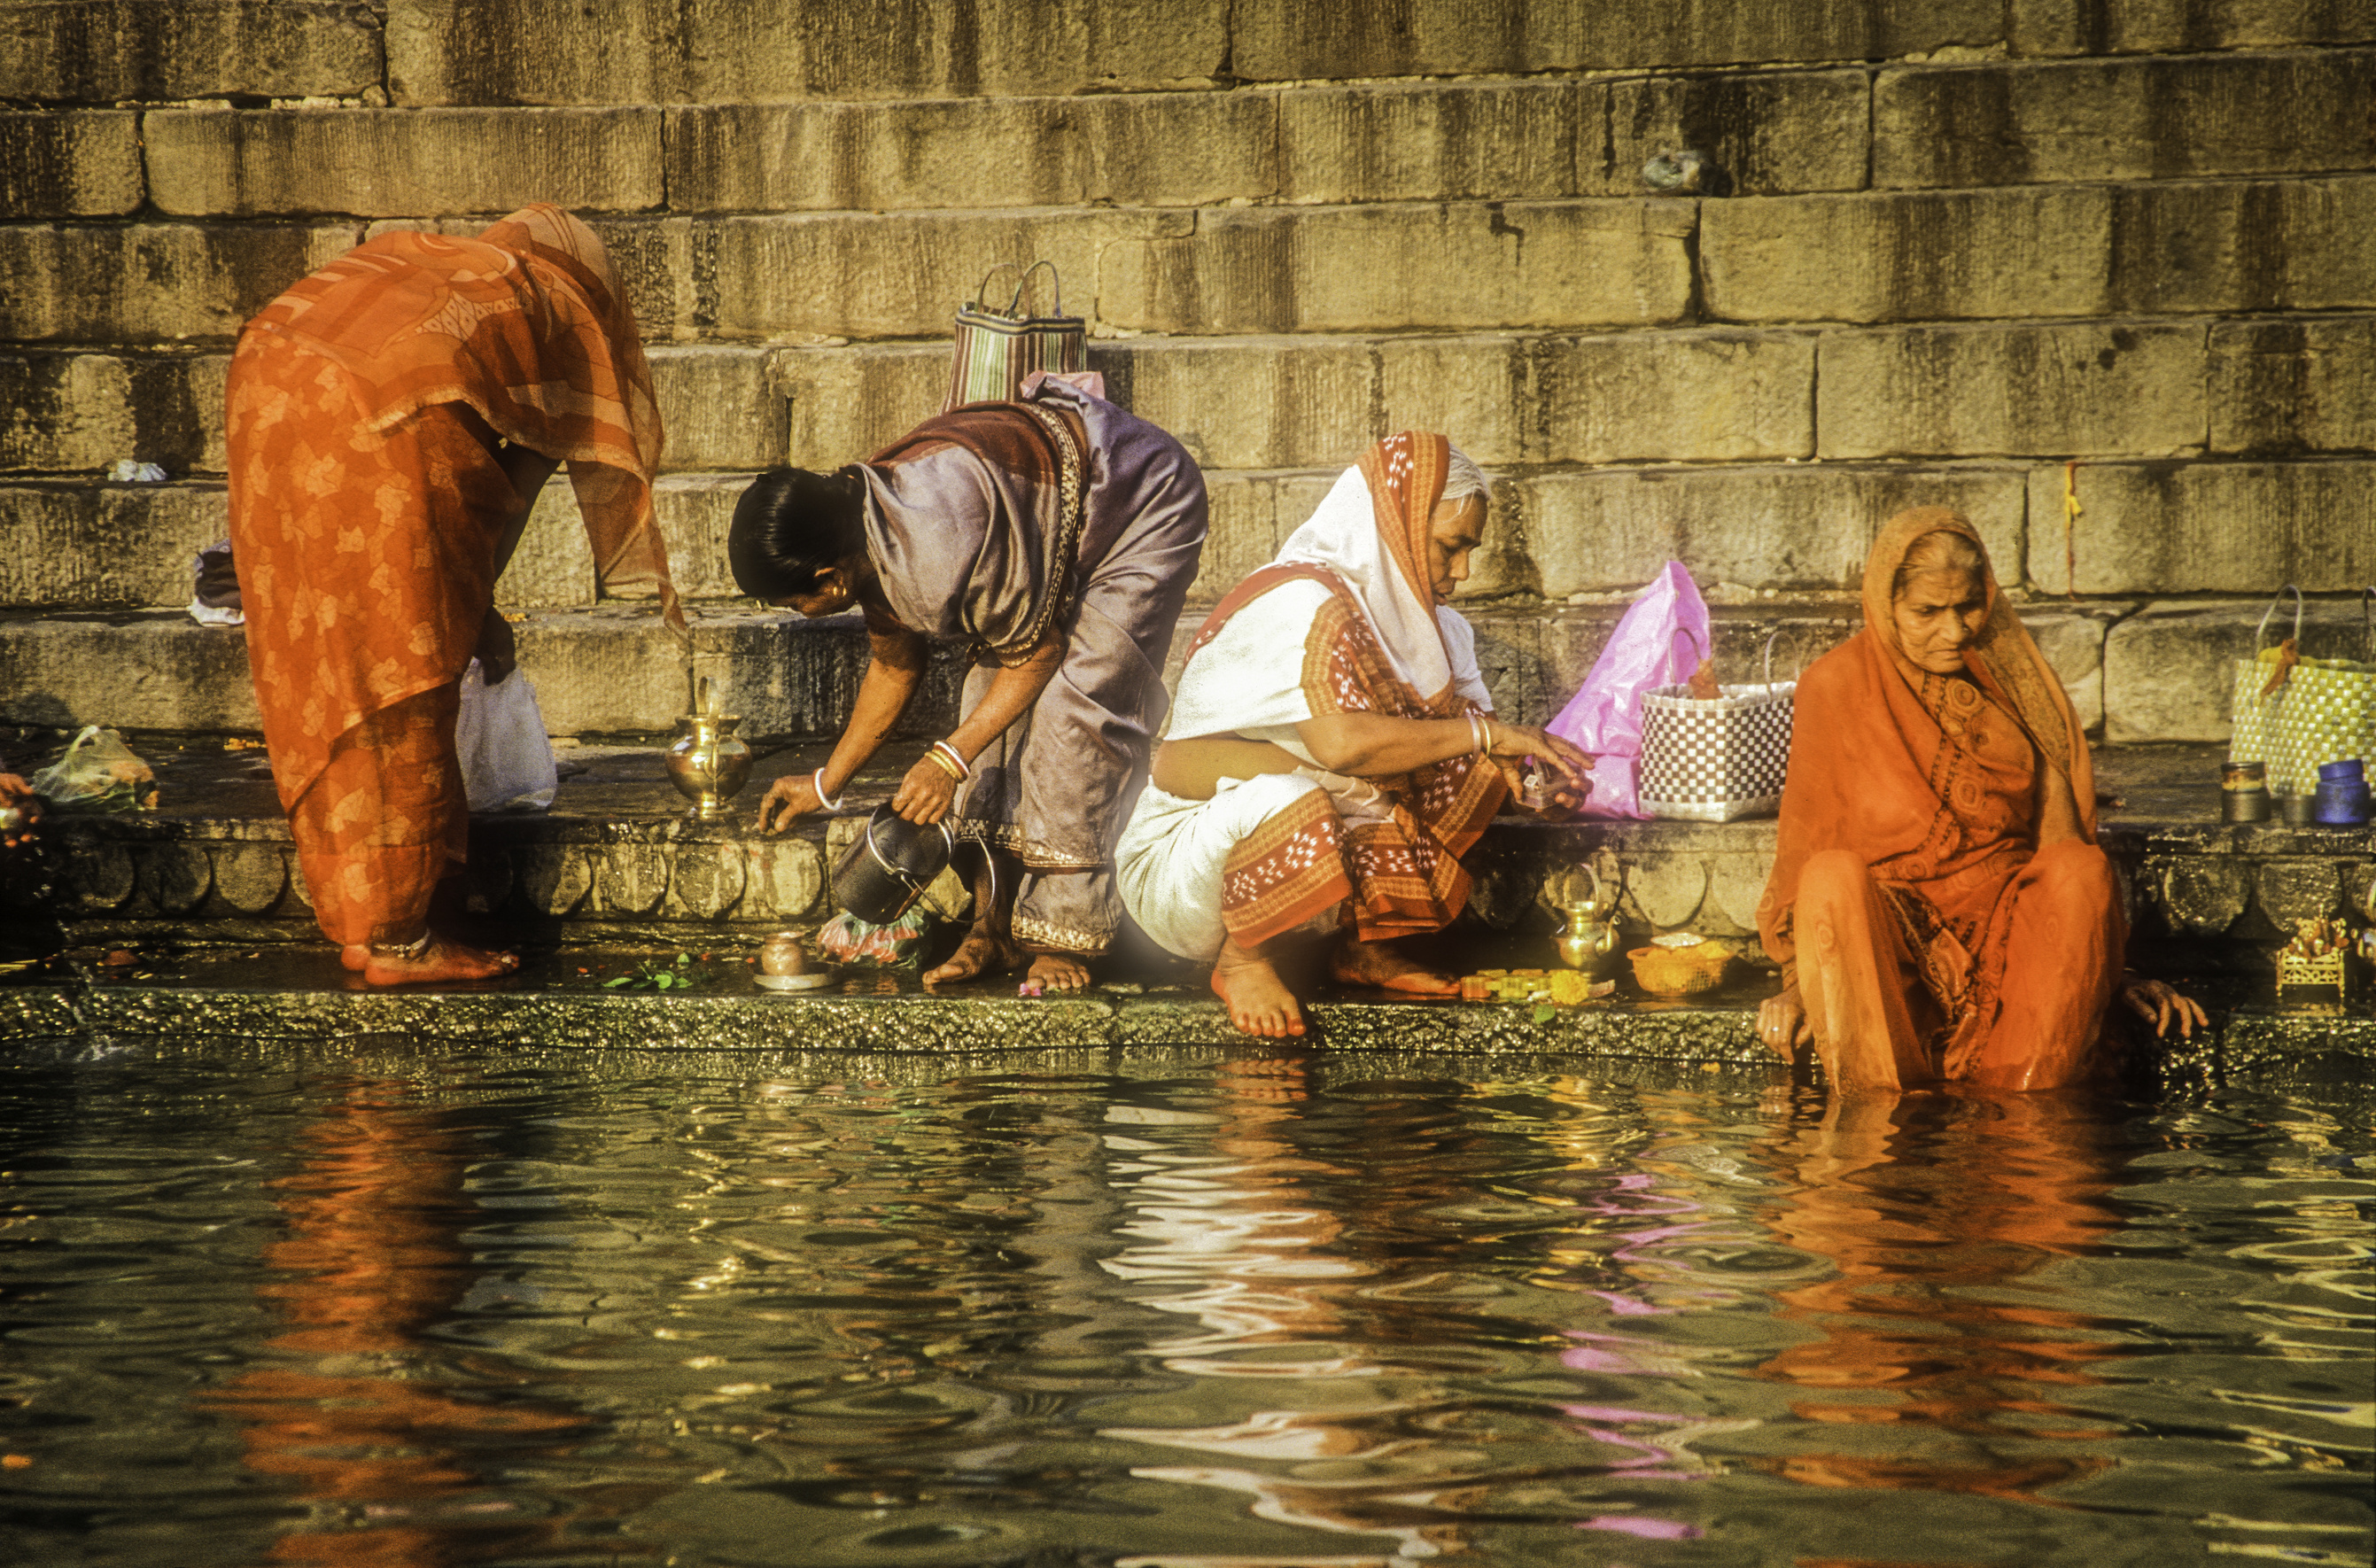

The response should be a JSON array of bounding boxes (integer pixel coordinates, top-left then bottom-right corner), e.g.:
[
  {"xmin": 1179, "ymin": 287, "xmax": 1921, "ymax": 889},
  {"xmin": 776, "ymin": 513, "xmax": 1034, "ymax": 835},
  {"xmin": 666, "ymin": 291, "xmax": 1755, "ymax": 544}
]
[{"xmin": 1580, "ymin": 1514, "xmax": 1703, "ymax": 1540}]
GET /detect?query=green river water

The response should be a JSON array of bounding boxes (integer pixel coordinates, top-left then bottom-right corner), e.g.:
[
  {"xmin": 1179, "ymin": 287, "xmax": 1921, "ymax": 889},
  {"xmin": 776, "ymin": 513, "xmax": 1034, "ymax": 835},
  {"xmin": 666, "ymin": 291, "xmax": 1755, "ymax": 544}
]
[{"xmin": 1, "ymin": 1037, "xmax": 2369, "ymax": 1566}]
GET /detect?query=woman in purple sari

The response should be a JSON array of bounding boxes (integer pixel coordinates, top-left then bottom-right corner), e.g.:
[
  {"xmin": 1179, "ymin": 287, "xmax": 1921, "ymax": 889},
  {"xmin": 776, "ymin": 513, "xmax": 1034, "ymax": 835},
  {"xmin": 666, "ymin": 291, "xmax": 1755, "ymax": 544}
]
[{"xmin": 732, "ymin": 378, "xmax": 1207, "ymax": 990}]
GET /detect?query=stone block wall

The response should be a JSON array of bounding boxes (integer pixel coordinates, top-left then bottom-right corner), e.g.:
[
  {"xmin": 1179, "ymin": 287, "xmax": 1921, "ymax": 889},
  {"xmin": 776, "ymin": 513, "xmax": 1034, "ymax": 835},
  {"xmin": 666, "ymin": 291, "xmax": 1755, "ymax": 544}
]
[{"xmin": 2, "ymin": 1, "xmax": 2371, "ymax": 740}]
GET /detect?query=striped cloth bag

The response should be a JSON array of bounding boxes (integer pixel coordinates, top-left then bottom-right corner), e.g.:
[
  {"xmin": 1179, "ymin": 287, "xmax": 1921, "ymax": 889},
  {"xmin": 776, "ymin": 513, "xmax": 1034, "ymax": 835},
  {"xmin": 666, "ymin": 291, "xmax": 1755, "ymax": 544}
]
[
  {"xmin": 2266, "ymin": 587, "xmax": 2376, "ymax": 796},
  {"xmin": 943, "ymin": 261, "xmax": 1085, "ymax": 412}
]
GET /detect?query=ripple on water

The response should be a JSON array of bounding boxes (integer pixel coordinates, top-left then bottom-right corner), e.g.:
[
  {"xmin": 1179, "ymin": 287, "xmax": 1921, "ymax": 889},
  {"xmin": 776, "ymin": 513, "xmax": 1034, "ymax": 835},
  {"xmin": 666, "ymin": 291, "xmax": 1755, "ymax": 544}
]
[{"xmin": 0, "ymin": 1045, "xmax": 2368, "ymax": 1566}]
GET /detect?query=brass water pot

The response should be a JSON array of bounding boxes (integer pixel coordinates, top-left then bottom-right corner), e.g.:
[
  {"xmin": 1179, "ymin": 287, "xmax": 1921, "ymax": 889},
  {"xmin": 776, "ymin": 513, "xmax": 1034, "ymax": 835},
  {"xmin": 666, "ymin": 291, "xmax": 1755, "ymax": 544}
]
[
  {"xmin": 1556, "ymin": 904, "xmax": 1620, "ymax": 974},
  {"xmin": 665, "ymin": 710, "xmax": 753, "ymax": 819}
]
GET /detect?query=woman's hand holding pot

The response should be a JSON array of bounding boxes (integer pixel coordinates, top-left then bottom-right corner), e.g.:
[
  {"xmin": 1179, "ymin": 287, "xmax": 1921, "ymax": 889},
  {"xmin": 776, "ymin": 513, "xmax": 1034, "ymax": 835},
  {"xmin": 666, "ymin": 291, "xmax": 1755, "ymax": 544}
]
[{"xmin": 892, "ymin": 757, "xmax": 959, "ymax": 825}]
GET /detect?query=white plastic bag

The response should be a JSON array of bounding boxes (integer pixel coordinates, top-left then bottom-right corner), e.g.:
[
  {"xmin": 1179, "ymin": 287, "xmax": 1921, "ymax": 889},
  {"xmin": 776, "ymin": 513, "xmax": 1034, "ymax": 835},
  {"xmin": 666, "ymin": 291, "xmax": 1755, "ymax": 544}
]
[
  {"xmin": 28, "ymin": 726, "xmax": 157, "ymax": 812},
  {"xmin": 454, "ymin": 660, "xmax": 557, "ymax": 811}
]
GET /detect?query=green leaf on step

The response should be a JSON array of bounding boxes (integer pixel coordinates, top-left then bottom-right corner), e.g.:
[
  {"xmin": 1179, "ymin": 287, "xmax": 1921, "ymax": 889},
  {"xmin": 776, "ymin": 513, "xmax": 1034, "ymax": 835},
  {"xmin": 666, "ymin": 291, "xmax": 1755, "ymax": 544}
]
[
  {"xmin": 603, "ymin": 975, "xmax": 631, "ymax": 988},
  {"xmin": 1532, "ymin": 1004, "xmax": 1557, "ymax": 1025}
]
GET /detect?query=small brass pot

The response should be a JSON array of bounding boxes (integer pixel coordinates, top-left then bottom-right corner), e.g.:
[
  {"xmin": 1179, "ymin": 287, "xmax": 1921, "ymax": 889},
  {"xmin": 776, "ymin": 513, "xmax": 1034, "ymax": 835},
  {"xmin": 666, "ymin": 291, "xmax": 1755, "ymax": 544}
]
[
  {"xmin": 1555, "ymin": 904, "xmax": 1620, "ymax": 975},
  {"xmin": 665, "ymin": 711, "xmax": 753, "ymax": 820}
]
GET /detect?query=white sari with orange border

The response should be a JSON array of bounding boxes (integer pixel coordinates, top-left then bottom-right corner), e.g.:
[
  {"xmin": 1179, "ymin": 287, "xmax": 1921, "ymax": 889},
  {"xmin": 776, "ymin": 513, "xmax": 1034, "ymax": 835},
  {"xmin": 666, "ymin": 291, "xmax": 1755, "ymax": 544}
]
[{"xmin": 1117, "ymin": 432, "xmax": 1504, "ymax": 961}]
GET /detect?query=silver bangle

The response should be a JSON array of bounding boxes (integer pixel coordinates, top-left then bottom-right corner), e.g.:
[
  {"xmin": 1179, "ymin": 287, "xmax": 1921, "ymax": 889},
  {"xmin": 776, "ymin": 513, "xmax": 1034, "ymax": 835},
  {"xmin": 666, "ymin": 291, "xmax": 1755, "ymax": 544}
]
[{"xmin": 812, "ymin": 768, "xmax": 846, "ymax": 811}]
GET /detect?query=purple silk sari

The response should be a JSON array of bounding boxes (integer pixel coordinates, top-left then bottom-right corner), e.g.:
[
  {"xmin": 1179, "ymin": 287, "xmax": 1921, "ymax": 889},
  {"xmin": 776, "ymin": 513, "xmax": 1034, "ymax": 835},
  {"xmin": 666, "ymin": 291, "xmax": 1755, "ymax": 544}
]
[{"xmin": 858, "ymin": 379, "xmax": 1207, "ymax": 954}]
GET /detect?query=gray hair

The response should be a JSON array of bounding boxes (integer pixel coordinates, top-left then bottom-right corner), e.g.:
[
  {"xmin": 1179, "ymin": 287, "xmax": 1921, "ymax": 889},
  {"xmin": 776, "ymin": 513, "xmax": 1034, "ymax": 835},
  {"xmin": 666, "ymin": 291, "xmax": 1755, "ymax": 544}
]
[{"xmin": 1438, "ymin": 445, "xmax": 1490, "ymax": 508}]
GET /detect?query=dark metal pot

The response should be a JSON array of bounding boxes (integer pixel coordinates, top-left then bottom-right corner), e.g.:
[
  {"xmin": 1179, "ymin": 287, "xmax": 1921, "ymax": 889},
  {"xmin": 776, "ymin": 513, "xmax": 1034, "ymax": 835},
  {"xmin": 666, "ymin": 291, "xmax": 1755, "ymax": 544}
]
[{"xmin": 832, "ymin": 803, "xmax": 955, "ymax": 925}]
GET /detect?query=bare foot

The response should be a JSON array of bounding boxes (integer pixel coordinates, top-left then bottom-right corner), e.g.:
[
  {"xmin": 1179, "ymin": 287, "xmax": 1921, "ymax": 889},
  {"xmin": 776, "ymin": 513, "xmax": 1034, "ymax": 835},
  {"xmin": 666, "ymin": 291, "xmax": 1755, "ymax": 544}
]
[
  {"xmin": 1328, "ymin": 936, "xmax": 1457, "ymax": 997},
  {"xmin": 340, "ymin": 943, "xmax": 368, "ymax": 973},
  {"xmin": 1211, "ymin": 939, "xmax": 1305, "ymax": 1037},
  {"xmin": 924, "ymin": 927, "xmax": 1021, "ymax": 987},
  {"xmin": 361, "ymin": 933, "xmax": 520, "ymax": 988},
  {"xmin": 1029, "ymin": 951, "xmax": 1092, "ymax": 992}
]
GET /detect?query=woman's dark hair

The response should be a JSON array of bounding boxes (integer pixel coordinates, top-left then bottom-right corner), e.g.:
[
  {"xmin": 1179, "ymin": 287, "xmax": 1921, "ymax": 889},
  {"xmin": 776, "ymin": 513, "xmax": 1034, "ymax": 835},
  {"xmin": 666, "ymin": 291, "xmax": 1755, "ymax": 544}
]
[{"xmin": 728, "ymin": 466, "xmax": 867, "ymax": 599}]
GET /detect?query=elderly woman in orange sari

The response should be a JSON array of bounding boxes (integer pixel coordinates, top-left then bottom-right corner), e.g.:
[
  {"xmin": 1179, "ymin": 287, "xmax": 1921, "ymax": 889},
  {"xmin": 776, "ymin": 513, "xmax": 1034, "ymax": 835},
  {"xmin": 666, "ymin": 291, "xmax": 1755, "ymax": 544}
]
[
  {"xmin": 1757, "ymin": 509, "xmax": 2201, "ymax": 1092},
  {"xmin": 227, "ymin": 205, "xmax": 680, "ymax": 987}
]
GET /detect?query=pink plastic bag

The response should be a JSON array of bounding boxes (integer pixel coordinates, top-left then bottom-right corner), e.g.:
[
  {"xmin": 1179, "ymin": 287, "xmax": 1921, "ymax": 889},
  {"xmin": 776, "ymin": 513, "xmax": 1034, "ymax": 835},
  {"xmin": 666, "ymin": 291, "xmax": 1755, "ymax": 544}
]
[{"xmin": 1545, "ymin": 563, "xmax": 1711, "ymax": 819}]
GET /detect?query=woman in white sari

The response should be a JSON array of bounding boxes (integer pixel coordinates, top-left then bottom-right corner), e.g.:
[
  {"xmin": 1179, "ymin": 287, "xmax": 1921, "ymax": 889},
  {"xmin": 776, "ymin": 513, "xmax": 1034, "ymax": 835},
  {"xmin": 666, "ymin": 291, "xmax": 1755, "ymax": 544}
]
[{"xmin": 1117, "ymin": 432, "xmax": 1590, "ymax": 1037}]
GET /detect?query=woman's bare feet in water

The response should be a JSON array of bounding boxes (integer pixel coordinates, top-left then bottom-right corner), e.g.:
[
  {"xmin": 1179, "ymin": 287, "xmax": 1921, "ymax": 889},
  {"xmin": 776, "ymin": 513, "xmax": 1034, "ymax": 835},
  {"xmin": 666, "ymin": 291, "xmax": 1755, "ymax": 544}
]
[
  {"xmin": 924, "ymin": 927, "xmax": 1020, "ymax": 986},
  {"xmin": 1211, "ymin": 937, "xmax": 1304, "ymax": 1037},
  {"xmin": 361, "ymin": 933, "xmax": 519, "ymax": 988},
  {"xmin": 1328, "ymin": 936, "xmax": 1458, "ymax": 997}
]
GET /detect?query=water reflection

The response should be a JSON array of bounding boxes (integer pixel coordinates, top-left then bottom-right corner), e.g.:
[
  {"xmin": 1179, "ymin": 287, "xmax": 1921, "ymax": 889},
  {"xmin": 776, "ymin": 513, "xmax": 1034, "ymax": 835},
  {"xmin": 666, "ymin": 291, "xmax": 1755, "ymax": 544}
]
[
  {"xmin": 1099, "ymin": 1057, "xmax": 1736, "ymax": 1560},
  {"xmin": 1752, "ymin": 1091, "xmax": 2127, "ymax": 1501},
  {"xmin": 205, "ymin": 1082, "xmax": 592, "ymax": 1565},
  {"xmin": 1, "ymin": 1046, "xmax": 2363, "ymax": 1566}
]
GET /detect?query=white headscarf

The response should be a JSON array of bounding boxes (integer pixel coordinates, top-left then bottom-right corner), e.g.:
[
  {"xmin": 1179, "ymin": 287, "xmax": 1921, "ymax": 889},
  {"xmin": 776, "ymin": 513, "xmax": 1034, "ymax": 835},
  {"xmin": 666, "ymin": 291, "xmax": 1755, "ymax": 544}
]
[{"xmin": 1169, "ymin": 436, "xmax": 1493, "ymax": 742}]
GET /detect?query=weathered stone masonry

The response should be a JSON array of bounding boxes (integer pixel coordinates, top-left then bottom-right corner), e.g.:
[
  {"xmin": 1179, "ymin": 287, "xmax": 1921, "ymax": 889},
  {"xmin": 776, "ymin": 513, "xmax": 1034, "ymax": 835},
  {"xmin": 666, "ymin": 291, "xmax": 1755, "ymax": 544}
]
[{"xmin": 1, "ymin": 0, "xmax": 2371, "ymax": 749}]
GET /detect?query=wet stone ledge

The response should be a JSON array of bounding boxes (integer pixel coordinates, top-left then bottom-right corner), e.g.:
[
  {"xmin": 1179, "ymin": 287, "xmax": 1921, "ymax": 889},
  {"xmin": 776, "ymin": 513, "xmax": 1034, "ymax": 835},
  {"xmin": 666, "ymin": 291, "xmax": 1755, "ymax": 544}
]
[
  {"xmin": 0, "ymin": 742, "xmax": 2368, "ymax": 962},
  {"xmin": 0, "ymin": 948, "xmax": 2364, "ymax": 1104}
]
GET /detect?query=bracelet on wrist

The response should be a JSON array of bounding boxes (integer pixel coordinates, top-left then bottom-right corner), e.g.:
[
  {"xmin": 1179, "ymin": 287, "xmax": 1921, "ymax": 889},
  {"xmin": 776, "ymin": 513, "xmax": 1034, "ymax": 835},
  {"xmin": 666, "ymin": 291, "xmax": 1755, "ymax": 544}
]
[
  {"xmin": 811, "ymin": 768, "xmax": 847, "ymax": 811},
  {"xmin": 928, "ymin": 740, "xmax": 973, "ymax": 781}
]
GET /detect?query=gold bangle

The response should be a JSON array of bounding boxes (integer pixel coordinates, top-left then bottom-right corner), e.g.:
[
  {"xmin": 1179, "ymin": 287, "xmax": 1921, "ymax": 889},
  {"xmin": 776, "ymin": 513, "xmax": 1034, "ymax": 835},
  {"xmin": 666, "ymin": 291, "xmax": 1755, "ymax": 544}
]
[{"xmin": 923, "ymin": 746, "xmax": 967, "ymax": 782}]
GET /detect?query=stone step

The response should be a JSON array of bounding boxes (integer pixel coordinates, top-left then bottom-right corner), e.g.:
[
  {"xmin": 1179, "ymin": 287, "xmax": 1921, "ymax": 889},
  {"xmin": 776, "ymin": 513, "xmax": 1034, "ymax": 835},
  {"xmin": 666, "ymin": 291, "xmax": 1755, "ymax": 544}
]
[
  {"xmin": 12, "ymin": 321, "xmax": 2375, "ymax": 493},
  {"xmin": 0, "ymin": 743, "xmax": 2364, "ymax": 1024},
  {"xmin": 11, "ymin": 1, "xmax": 2372, "ymax": 112},
  {"xmin": 125, "ymin": 74, "xmax": 1867, "ymax": 217},
  {"xmin": 1871, "ymin": 48, "xmax": 2376, "ymax": 190},
  {"xmin": 2, "ymin": 951, "xmax": 2364, "ymax": 1100},
  {"xmin": 0, "ymin": 1, "xmax": 384, "ymax": 105},
  {"xmin": 1701, "ymin": 176, "xmax": 2376, "ymax": 325},
  {"xmin": 377, "ymin": 2, "xmax": 2376, "ymax": 107},
  {"xmin": 4, "ymin": 736, "xmax": 2357, "ymax": 945},
  {"xmin": 0, "ymin": 586, "xmax": 2364, "ymax": 753},
  {"xmin": 6, "ymin": 47, "xmax": 2333, "ymax": 224},
  {"xmin": 5, "ymin": 448, "xmax": 2367, "ymax": 626},
  {"xmin": 10, "ymin": 175, "xmax": 2373, "ymax": 351}
]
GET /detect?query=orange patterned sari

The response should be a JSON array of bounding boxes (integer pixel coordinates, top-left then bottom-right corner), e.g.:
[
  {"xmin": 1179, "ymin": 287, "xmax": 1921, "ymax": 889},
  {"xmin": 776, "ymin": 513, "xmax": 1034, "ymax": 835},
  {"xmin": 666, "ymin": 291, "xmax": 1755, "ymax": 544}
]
[
  {"xmin": 227, "ymin": 205, "xmax": 680, "ymax": 947},
  {"xmin": 1758, "ymin": 510, "xmax": 2124, "ymax": 1092}
]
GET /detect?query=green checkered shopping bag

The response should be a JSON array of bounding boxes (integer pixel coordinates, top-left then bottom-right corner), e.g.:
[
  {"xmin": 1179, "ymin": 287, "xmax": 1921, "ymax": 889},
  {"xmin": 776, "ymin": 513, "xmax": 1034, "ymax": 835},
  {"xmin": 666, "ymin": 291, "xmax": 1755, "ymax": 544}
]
[
  {"xmin": 2266, "ymin": 586, "xmax": 2376, "ymax": 796},
  {"xmin": 2228, "ymin": 586, "xmax": 2300, "ymax": 771}
]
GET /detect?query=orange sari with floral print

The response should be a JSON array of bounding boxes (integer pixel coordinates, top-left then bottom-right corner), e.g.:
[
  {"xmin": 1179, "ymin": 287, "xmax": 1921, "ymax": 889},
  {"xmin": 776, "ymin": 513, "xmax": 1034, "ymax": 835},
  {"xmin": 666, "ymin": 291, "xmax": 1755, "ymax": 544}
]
[{"xmin": 227, "ymin": 205, "xmax": 680, "ymax": 948}]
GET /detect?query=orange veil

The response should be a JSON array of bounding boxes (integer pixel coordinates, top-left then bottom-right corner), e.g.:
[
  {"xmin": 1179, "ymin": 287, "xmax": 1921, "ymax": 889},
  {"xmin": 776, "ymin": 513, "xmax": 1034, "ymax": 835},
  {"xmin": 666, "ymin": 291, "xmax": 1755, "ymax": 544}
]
[{"xmin": 1759, "ymin": 508, "xmax": 2100, "ymax": 1010}]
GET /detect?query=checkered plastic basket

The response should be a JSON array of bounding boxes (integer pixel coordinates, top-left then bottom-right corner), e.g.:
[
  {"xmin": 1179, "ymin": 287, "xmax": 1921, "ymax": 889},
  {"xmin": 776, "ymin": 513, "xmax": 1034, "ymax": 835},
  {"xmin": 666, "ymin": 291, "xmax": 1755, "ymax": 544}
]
[{"xmin": 1638, "ymin": 632, "xmax": 1795, "ymax": 822}]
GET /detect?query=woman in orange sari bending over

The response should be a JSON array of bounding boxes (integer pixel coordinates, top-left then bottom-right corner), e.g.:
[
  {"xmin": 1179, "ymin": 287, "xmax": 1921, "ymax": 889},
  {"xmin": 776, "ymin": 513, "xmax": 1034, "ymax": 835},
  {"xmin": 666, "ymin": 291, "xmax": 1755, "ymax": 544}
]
[
  {"xmin": 1756, "ymin": 509, "xmax": 2201, "ymax": 1093},
  {"xmin": 228, "ymin": 205, "xmax": 681, "ymax": 987}
]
